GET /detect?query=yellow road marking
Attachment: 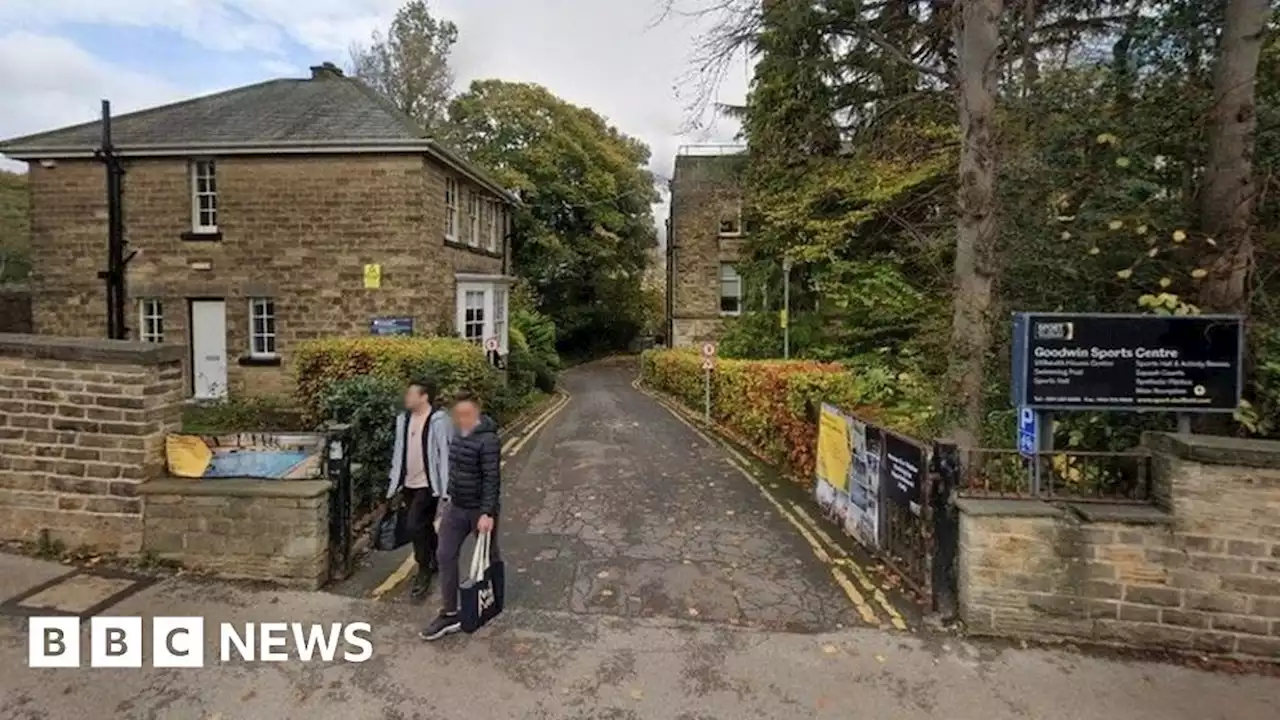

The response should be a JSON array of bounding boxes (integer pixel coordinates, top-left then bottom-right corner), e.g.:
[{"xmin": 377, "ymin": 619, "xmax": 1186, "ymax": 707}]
[
  {"xmin": 788, "ymin": 502, "xmax": 908, "ymax": 631},
  {"xmin": 371, "ymin": 391, "xmax": 570, "ymax": 600},
  {"xmin": 636, "ymin": 379, "xmax": 909, "ymax": 629}
]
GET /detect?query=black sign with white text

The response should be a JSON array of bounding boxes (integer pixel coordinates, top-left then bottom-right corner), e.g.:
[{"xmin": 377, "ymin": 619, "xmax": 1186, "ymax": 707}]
[
  {"xmin": 1012, "ymin": 313, "xmax": 1243, "ymax": 412},
  {"xmin": 883, "ymin": 433, "xmax": 925, "ymax": 515}
]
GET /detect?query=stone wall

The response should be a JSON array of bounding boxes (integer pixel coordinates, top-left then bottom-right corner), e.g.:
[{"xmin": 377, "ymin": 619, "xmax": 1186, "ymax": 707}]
[
  {"xmin": 669, "ymin": 153, "xmax": 744, "ymax": 348},
  {"xmin": 137, "ymin": 478, "xmax": 330, "ymax": 589},
  {"xmin": 0, "ymin": 334, "xmax": 184, "ymax": 553},
  {"xmin": 957, "ymin": 433, "xmax": 1280, "ymax": 660},
  {"xmin": 25, "ymin": 153, "xmax": 507, "ymax": 397}
]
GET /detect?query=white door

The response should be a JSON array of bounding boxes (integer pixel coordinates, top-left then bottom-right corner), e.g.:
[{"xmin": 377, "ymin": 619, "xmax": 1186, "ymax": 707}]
[{"xmin": 190, "ymin": 300, "xmax": 228, "ymax": 400}]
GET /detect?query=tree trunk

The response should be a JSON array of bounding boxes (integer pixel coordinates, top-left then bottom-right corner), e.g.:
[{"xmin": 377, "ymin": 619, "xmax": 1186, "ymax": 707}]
[
  {"xmin": 946, "ymin": 0, "xmax": 1003, "ymax": 449},
  {"xmin": 1200, "ymin": 0, "xmax": 1269, "ymax": 313}
]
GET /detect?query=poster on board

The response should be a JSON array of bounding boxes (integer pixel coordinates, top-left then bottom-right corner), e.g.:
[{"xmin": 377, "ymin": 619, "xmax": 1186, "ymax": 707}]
[
  {"xmin": 814, "ymin": 404, "xmax": 853, "ymax": 523},
  {"xmin": 845, "ymin": 421, "xmax": 881, "ymax": 548}
]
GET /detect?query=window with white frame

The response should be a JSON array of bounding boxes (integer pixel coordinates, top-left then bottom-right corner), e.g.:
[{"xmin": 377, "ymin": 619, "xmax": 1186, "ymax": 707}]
[
  {"xmin": 493, "ymin": 287, "xmax": 507, "ymax": 347},
  {"xmin": 488, "ymin": 202, "xmax": 503, "ymax": 252},
  {"xmin": 191, "ymin": 160, "xmax": 217, "ymax": 233},
  {"xmin": 467, "ymin": 189, "xmax": 481, "ymax": 246},
  {"xmin": 463, "ymin": 290, "xmax": 486, "ymax": 342},
  {"xmin": 138, "ymin": 299, "xmax": 164, "ymax": 343},
  {"xmin": 455, "ymin": 280, "xmax": 511, "ymax": 354},
  {"xmin": 719, "ymin": 263, "xmax": 742, "ymax": 315},
  {"xmin": 444, "ymin": 177, "xmax": 459, "ymax": 240},
  {"xmin": 249, "ymin": 298, "xmax": 277, "ymax": 357}
]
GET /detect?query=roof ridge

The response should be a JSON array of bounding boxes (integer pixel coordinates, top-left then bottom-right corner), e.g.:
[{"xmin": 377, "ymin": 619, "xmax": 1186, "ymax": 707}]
[
  {"xmin": 341, "ymin": 75, "xmax": 430, "ymax": 140},
  {"xmin": 0, "ymin": 78, "xmax": 297, "ymax": 148}
]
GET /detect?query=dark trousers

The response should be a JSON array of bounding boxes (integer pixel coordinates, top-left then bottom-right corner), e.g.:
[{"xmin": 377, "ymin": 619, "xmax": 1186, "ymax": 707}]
[
  {"xmin": 403, "ymin": 487, "xmax": 440, "ymax": 571},
  {"xmin": 436, "ymin": 502, "xmax": 501, "ymax": 613}
]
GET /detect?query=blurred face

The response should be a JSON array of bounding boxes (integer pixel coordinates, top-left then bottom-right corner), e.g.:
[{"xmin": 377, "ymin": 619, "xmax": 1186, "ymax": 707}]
[
  {"xmin": 404, "ymin": 385, "xmax": 429, "ymax": 412},
  {"xmin": 452, "ymin": 400, "xmax": 480, "ymax": 433}
]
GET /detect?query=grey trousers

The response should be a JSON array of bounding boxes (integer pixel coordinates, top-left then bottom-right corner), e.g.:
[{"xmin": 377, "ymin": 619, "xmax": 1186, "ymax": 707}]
[{"xmin": 435, "ymin": 502, "xmax": 501, "ymax": 613}]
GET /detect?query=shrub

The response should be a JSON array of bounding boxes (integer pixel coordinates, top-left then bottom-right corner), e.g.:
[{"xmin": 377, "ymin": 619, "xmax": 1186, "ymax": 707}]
[
  {"xmin": 294, "ymin": 337, "xmax": 502, "ymax": 424},
  {"xmin": 511, "ymin": 285, "xmax": 560, "ymax": 392},
  {"xmin": 181, "ymin": 395, "xmax": 305, "ymax": 434},
  {"xmin": 321, "ymin": 375, "xmax": 403, "ymax": 513},
  {"xmin": 640, "ymin": 349, "xmax": 937, "ymax": 480}
]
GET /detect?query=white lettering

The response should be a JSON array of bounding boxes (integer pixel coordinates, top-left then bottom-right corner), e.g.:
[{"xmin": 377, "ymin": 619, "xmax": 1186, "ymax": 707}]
[
  {"xmin": 259, "ymin": 622, "xmax": 289, "ymax": 662},
  {"xmin": 343, "ymin": 623, "xmax": 373, "ymax": 662},
  {"xmin": 291, "ymin": 623, "xmax": 342, "ymax": 662},
  {"xmin": 220, "ymin": 624, "xmax": 254, "ymax": 662}
]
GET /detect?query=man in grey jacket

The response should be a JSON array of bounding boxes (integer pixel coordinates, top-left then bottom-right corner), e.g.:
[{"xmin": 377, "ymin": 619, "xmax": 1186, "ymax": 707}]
[{"xmin": 386, "ymin": 378, "xmax": 453, "ymax": 603}]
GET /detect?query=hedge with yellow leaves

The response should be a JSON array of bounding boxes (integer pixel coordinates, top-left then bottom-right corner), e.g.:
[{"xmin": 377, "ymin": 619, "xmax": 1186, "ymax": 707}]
[{"xmin": 640, "ymin": 349, "xmax": 935, "ymax": 481}]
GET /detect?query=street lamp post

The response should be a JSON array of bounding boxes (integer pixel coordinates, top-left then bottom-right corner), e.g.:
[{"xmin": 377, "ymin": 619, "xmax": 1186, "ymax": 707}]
[{"xmin": 782, "ymin": 257, "xmax": 792, "ymax": 360}]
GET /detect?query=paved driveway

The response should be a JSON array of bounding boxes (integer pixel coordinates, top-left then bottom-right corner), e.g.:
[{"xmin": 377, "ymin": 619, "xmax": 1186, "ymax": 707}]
[{"xmin": 497, "ymin": 356, "xmax": 870, "ymax": 632}]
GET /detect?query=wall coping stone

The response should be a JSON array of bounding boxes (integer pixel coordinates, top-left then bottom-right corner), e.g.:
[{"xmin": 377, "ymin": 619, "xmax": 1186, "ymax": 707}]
[
  {"xmin": 1144, "ymin": 431, "xmax": 1280, "ymax": 470},
  {"xmin": 955, "ymin": 498, "xmax": 1064, "ymax": 517},
  {"xmin": 137, "ymin": 478, "xmax": 331, "ymax": 499},
  {"xmin": 0, "ymin": 333, "xmax": 185, "ymax": 365},
  {"xmin": 1067, "ymin": 502, "xmax": 1173, "ymax": 525}
]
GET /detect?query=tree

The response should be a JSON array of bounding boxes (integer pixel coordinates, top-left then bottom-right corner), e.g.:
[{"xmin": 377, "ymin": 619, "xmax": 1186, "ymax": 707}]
[
  {"xmin": 945, "ymin": 0, "xmax": 1004, "ymax": 448},
  {"xmin": 1200, "ymin": 0, "xmax": 1270, "ymax": 312},
  {"xmin": 349, "ymin": 0, "xmax": 458, "ymax": 133},
  {"xmin": 446, "ymin": 81, "xmax": 659, "ymax": 355}
]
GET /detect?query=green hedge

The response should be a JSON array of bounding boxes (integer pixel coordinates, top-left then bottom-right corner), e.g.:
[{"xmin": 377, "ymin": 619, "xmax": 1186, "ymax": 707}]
[{"xmin": 640, "ymin": 349, "xmax": 936, "ymax": 481}]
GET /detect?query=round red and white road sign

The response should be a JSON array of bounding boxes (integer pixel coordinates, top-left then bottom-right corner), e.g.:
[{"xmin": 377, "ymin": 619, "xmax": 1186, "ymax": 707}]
[
  {"xmin": 701, "ymin": 342, "xmax": 717, "ymax": 358},
  {"xmin": 485, "ymin": 337, "xmax": 500, "ymax": 352}
]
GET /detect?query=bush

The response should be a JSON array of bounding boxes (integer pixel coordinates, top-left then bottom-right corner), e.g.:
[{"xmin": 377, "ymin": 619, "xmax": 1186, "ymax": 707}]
[
  {"xmin": 294, "ymin": 337, "xmax": 502, "ymax": 424},
  {"xmin": 181, "ymin": 395, "xmax": 305, "ymax": 434},
  {"xmin": 321, "ymin": 375, "xmax": 403, "ymax": 514},
  {"xmin": 640, "ymin": 349, "xmax": 937, "ymax": 480},
  {"xmin": 511, "ymin": 285, "xmax": 561, "ymax": 392}
]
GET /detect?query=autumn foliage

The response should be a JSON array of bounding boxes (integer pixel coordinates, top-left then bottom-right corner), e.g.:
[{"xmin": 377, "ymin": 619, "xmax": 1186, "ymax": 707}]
[{"xmin": 640, "ymin": 349, "xmax": 932, "ymax": 481}]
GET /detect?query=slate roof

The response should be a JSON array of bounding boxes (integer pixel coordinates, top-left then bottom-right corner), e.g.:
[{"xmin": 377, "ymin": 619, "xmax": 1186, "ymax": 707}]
[{"xmin": 0, "ymin": 66, "xmax": 517, "ymax": 203}]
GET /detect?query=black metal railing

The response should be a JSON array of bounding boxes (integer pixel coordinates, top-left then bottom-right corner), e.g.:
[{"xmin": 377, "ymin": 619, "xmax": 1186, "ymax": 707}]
[{"xmin": 956, "ymin": 447, "xmax": 1153, "ymax": 502}]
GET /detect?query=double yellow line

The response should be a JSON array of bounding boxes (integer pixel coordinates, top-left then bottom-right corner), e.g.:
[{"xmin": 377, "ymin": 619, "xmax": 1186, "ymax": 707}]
[
  {"xmin": 631, "ymin": 377, "xmax": 908, "ymax": 631},
  {"xmin": 369, "ymin": 391, "xmax": 572, "ymax": 600}
]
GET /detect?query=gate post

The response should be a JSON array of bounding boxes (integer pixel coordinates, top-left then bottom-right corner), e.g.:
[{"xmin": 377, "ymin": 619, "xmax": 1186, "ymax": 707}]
[
  {"xmin": 930, "ymin": 441, "xmax": 961, "ymax": 620},
  {"xmin": 325, "ymin": 423, "xmax": 353, "ymax": 583}
]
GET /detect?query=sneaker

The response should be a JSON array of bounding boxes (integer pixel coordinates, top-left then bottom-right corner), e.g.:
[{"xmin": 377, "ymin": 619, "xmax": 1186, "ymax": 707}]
[
  {"xmin": 419, "ymin": 612, "xmax": 461, "ymax": 641},
  {"xmin": 408, "ymin": 567, "xmax": 434, "ymax": 604}
]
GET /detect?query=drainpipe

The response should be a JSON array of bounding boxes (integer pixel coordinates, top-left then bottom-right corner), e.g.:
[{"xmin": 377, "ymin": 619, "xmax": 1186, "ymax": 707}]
[{"xmin": 666, "ymin": 181, "xmax": 676, "ymax": 346}]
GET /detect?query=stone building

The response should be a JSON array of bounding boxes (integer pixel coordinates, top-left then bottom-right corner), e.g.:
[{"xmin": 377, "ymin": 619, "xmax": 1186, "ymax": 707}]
[
  {"xmin": 0, "ymin": 63, "xmax": 517, "ymax": 399},
  {"xmin": 666, "ymin": 146, "xmax": 747, "ymax": 348}
]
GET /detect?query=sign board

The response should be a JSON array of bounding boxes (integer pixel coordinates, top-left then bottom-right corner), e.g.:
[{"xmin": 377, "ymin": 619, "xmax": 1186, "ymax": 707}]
[
  {"xmin": 484, "ymin": 337, "xmax": 500, "ymax": 352},
  {"xmin": 701, "ymin": 358, "xmax": 714, "ymax": 371},
  {"xmin": 1011, "ymin": 313, "xmax": 1243, "ymax": 412},
  {"xmin": 701, "ymin": 342, "xmax": 717, "ymax": 358},
  {"xmin": 883, "ymin": 432, "xmax": 926, "ymax": 516},
  {"xmin": 369, "ymin": 317, "xmax": 413, "ymax": 336},
  {"xmin": 779, "ymin": 309, "xmax": 788, "ymax": 329},
  {"xmin": 362, "ymin": 264, "xmax": 382, "ymax": 289},
  {"xmin": 1017, "ymin": 406, "xmax": 1038, "ymax": 458}
]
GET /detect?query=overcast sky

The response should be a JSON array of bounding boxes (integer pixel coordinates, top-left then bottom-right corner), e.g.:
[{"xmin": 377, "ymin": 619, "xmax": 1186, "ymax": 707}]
[{"xmin": 0, "ymin": 0, "xmax": 750, "ymax": 235}]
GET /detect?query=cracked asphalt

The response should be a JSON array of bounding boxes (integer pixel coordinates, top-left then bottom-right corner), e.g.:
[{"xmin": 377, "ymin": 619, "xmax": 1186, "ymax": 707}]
[{"xmin": 2, "ymin": 359, "xmax": 1279, "ymax": 719}]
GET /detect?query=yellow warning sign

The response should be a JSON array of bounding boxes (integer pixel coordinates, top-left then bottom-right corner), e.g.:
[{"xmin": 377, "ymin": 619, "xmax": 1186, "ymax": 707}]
[
  {"xmin": 780, "ymin": 309, "xmax": 788, "ymax": 328},
  {"xmin": 363, "ymin": 264, "xmax": 382, "ymax": 289},
  {"xmin": 815, "ymin": 405, "xmax": 852, "ymax": 492},
  {"xmin": 165, "ymin": 434, "xmax": 213, "ymax": 478}
]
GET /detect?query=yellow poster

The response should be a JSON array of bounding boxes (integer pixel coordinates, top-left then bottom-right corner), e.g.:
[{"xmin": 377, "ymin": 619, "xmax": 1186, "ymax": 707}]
[
  {"xmin": 363, "ymin": 264, "xmax": 382, "ymax": 289},
  {"xmin": 165, "ymin": 434, "xmax": 213, "ymax": 478},
  {"xmin": 779, "ymin": 309, "xmax": 788, "ymax": 328},
  {"xmin": 815, "ymin": 404, "xmax": 852, "ymax": 492}
]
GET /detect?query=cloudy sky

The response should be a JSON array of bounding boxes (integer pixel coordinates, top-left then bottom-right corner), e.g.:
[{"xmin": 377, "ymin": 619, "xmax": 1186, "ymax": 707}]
[{"xmin": 0, "ymin": 0, "xmax": 750, "ymax": 232}]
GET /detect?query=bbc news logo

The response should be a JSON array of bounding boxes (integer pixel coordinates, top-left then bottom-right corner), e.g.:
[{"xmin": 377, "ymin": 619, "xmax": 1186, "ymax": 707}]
[{"xmin": 28, "ymin": 617, "xmax": 373, "ymax": 668}]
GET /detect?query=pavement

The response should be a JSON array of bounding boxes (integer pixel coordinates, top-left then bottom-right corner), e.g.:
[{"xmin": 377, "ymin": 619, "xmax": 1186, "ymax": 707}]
[{"xmin": 1, "ymin": 358, "xmax": 1278, "ymax": 719}]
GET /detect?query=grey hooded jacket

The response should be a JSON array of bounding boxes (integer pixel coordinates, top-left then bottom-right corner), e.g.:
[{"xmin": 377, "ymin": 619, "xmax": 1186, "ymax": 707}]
[{"xmin": 386, "ymin": 408, "xmax": 453, "ymax": 499}]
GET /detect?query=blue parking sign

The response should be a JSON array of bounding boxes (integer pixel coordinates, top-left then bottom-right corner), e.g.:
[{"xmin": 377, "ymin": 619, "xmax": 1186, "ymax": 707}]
[{"xmin": 1018, "ymin": 407, "xmax": 1038, "ymax": 458}]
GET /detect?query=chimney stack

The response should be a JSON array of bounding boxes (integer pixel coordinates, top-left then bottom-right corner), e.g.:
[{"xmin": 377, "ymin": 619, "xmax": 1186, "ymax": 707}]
[{"xmin": 310, "ymin": 62, "xmax": 344, "ymax": 80}]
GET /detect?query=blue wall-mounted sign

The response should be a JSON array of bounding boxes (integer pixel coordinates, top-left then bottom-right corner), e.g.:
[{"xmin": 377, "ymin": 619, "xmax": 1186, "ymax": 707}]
[
  {"xmin": 1017, "ymin": 406, "xmax": 1037, "ymax": 458},
  {"xmin": 370, "ymin": 317, "xmax": 414, "ymax": 336}
]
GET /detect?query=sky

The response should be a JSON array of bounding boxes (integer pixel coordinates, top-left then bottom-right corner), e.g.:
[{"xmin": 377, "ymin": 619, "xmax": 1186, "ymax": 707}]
[{"xmin": 0, "ymin": 0, "xmax": 752, "ymax": 237}]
